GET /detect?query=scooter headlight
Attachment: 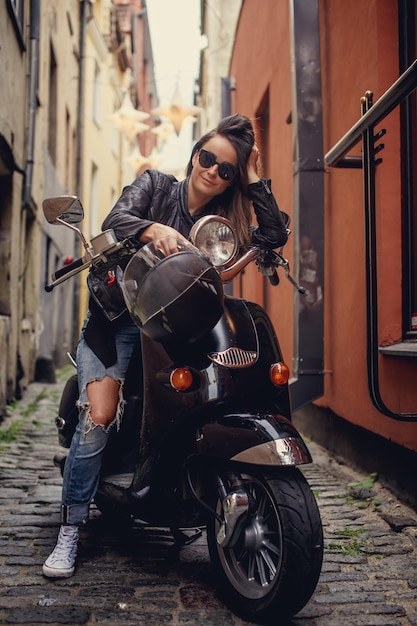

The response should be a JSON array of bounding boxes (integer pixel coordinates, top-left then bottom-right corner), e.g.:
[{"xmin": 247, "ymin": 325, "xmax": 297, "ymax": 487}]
[{"xmin": 189, "ymin": 216, "xmax": 238, "ymax": 269}]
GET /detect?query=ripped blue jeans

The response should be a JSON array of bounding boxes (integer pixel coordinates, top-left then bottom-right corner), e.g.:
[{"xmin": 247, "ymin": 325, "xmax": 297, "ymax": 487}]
[{"xmin": 61, "ymin": 316, "xmax": 140, "ymax": 525}]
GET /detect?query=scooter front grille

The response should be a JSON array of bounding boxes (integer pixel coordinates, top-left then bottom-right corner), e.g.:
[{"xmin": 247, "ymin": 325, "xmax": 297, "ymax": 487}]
[{"xmin": 208, "ymin": 347, "xmax": 257, "ymax": 368}]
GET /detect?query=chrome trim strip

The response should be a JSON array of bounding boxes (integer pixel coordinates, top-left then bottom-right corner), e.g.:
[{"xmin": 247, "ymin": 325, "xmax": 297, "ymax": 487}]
[
  {"xmin": 231, "ymin": 437, "xmax": 312, "ymax": 466},
  {"xmin": 208, "ymin": 347, "xmax": 257, "ymax": 368}
]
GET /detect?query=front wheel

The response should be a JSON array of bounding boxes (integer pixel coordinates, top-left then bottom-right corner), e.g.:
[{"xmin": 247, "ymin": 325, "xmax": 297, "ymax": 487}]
[{"xmin": 207, "ymin": 467, "xmax": 323, "ymax": 623}]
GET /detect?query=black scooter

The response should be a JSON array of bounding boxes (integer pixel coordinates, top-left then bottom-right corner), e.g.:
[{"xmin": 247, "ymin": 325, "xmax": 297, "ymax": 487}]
[{"xmin": 43, "ymin": 196, "xmax": 323, "ymax": 623}]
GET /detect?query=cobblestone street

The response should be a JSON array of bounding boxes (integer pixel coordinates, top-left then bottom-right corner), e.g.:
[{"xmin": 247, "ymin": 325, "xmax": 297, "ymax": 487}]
[{"xmin": 0, "ymin": 374, "xmax": 417, "ymax": 625}]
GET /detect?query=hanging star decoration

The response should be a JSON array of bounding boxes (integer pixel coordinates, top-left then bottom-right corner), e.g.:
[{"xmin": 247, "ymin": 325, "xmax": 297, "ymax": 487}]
[
  {"xmin": 151, "ymin": 121, "xmax": 175, "ymax": 143},
  {"xmin": 125, "ymin": 146, "xmax": 161, "ymax": 173},
  {"xmin": 125, "ymin": 147, "xmax": 151, "ymax": 172},
  {"xmin": 146, "ymin": 147, "xmax": 161, "ymax": 169},
  {"xmin": 109, "ymin": 90, "xmax": 150, "ymax": 141},
  {"xmin": 151, "ymin": 86, "xmax": 202, "ymax": 136}
]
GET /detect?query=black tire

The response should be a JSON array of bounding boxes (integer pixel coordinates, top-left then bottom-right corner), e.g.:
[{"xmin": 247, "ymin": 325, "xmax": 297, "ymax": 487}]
[
  {"xmin": 57, "ymin": 374, "xmax": 79, "ymax": 448},
  {"xmin": 207, "ymin": 467, "xmax": 323, "ymax": 623}
]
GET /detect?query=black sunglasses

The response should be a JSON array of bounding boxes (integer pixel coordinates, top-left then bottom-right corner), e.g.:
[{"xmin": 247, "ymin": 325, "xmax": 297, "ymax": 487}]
[{"xmin": 198, "ymin": 149, "xmax": 238, "ymax": 181}]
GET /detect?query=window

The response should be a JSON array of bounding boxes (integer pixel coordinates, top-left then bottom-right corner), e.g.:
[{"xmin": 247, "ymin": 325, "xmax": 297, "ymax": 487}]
[
  {"xmin": 48, "ymin": 44, "xmax": 58, "ymax": 165},
  {"xmin": 65, "ymin": 110, "xmax": 71, "ymax": 192},
  {"xmin": 399, "ymin": 0, "xmax": 417, "ymax": 334},
  {"xmin": 89, "ymin": 162, "xmax": 99, "ymax": 238},
  {"xmin": 7, "ymin": 0, "xmax": 25, "ymax": 50},
  {"xmin": 256, "ymin": 97, "xmax": 270, "ymax": 177},
  {"xmin": 0, "ymin": 175, "xmax": 12, "ymax": 315},
  {"xmin": 64, "ymin": 110, "xmax": 76, "ymax": 194},
  {"xmin": 256, "ymin": 92, "xmax": 271, "ymax": 308},
  {"xmin": 111, "ymin": 98, "xmax": 120, "ymax": 156},
  {"xmin": 92, "ymin": 60, "xmax": 102, "ymax": 127}
]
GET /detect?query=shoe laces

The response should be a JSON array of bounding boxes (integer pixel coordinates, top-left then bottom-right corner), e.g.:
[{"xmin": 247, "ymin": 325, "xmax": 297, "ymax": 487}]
[{"xmin": 51, "ymin": 525, "xmax": 78, "ymax": 561}]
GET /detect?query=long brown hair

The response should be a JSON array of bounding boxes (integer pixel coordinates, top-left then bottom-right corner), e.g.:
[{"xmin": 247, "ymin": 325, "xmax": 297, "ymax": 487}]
[{"xmin": 186, "ymin": 114, "xmax": 257, "ymax": 245}]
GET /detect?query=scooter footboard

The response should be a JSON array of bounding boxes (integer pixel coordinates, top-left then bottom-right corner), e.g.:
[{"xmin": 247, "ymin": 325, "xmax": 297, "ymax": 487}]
[{"xmin": 196, "ymin": 412, "xmax": 312, "ymax": 466}]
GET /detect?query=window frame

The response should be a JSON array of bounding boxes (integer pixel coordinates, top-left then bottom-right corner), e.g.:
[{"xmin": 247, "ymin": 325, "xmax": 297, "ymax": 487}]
[
  {"xmin": 7, "ymin": 0, "xmax": 25, "ymax": 51},
  {"xmin": 399, "ymin": 0, "xmax": 417, "ymax": 335}
]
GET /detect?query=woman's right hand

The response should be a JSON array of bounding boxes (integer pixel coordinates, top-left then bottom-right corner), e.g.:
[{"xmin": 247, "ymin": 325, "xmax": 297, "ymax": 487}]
[
  {"xmin": 247, "ymin": 144, "xmax": 261, "ymax": 184},
  {"xmin": 140, "ymin": 223, "xmax": 189, "ymax": 256}
]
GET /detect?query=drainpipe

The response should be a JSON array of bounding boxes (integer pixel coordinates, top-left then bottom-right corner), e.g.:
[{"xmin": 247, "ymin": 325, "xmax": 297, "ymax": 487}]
[
  {"xmin": 76, "ymin": 0, "xmax": 88, "ymax": 199},
  {"xmin": 71, "ymin": 0, "xmax": 89, "ymax": 351},
  {"xmin": 22, "ymin": 0, "xmax": 40, "ymax": 210},
  {"xmin": 288, "ymin": 0, "xmax": 325, "ymax": 410}
]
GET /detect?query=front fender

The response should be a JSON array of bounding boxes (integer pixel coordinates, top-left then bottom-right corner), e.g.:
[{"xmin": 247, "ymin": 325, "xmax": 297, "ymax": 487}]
[{"xmin": 196, "ymin": 412, "xmax": 312, "ymax": 466}]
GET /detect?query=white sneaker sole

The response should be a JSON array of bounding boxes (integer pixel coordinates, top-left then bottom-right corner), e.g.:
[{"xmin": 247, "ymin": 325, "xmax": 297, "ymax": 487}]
[{"xmin": 42, "ymin": 562, "xmax": 75, "ymax": 578}]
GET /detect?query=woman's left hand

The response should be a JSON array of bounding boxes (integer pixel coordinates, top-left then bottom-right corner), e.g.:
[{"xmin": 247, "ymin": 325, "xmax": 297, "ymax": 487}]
[{"xmin": 247, "ymin": 144, "xmax": 261, "ymax": 184}]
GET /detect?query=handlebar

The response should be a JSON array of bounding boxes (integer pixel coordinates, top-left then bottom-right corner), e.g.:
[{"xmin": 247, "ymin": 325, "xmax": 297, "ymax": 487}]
[
  {"xmin": 54, "ymin": 257, "xmax": 85, "ymax": 280},
  {"xmin": 219, "ymin": 245, "xmax": 305, "ymax": 294},
  {"xmin": 45, "ymin": 255, "xmax": 93, "ymax": 292},
  {"xmin": 45, "ymin": 236, "xmax": 305, "ymax": 296},
  {"xmin": 45, "ymin": 237, "xmax": 139, "ymax": 292},
  {"xmin": 218, "ymin": 248, "xmax": 259, "ymax": 283}
]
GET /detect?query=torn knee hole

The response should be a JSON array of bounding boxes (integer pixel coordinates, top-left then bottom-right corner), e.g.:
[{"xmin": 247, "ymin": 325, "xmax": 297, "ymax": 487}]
[{"xmin": 81, "ymin": 380, "xmax": 125, "ymax": 434}]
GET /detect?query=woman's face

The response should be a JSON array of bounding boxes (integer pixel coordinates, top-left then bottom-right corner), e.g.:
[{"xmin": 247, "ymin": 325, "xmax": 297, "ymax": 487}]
[{"xmin": 190, "ymin": 135, "xmax": 238, "ymax": 199}]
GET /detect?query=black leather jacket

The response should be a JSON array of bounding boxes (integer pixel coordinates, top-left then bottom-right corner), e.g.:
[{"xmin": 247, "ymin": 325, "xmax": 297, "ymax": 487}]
[
  {"xmin": 102, "ymin": 169, "xmax": 288, "ymax": 249},
  {"xmin": 87, "ymin": 169, "xmax": 288, "ymax": 367}
]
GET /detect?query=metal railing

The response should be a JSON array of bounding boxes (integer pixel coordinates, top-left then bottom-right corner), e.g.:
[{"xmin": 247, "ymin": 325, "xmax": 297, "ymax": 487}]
[{"xmin": 325, "ymin": 60, "xmax": 417, "ymax": 421}]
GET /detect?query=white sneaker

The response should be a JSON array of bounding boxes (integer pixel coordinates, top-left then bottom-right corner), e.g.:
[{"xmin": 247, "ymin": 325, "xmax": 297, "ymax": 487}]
[{"xmin": 43, "ymin": 525, "xmax": 79, "ymax": 578}]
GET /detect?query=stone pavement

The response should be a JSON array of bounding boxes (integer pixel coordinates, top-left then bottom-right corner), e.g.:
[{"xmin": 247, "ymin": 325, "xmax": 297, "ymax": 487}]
[{"xmin": 0, "ymin": 373, "xmax": 417, "ymax": 625}]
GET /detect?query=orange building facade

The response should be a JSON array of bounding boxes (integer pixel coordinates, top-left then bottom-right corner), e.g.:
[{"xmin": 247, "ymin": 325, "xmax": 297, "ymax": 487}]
[{"xmin": 227, "ymin": 0, "xmax": 417, "ymax": 499}]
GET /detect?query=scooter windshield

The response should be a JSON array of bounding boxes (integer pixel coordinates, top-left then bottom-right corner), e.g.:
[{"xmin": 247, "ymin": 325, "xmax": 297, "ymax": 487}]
[{"xmin": 120, "ymin": 239, "xmax": 224, "ymax": 343}]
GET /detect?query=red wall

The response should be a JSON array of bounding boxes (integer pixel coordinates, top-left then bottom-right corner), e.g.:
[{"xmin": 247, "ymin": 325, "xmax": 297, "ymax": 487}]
[
  {"xmin": 231, "ymin": 0, "xmax": 295, "ymax": 365},
  {"xmin": 230, "ymin": 0, "xmax": 417, "ymax": 451}
]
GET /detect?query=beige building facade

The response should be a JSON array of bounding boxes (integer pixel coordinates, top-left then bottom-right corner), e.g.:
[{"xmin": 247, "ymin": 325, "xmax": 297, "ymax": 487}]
[
  {"xmin": 197, "ymin": 0, "xmax": 242, "ymax": 134},
  {"xmin": 0, "ymin": 0, "xmax": 82, "ymax": 412},
  {"xmin": 0, "ymin": 2, "xmax": 31, "ymax": 412},
  {"xmin": 78, "ymin": 0, "xmax": 158, "ymax": 320},
  {"xmin": 77, "ymin": 0, "xmax": 133, "ymax": 321},
  {"xmin": 0, "ymin": 0, "xmax": 155, "ymax": 417}
]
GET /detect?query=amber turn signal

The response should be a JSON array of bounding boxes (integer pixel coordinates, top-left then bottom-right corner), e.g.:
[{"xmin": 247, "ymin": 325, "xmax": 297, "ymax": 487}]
[
  {"xmin": 170, "ymin": 367, "xmax": 194, "ymax": 391},
  {"xmin": 269, "ymin": 362, "xmax": 290, "ymax": 386}
]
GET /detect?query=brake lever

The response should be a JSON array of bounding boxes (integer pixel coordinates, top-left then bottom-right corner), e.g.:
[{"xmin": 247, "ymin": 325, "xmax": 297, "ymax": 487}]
[
  {"xmin": 257, "ymin": 249, "xmax": 306, "ymax": 294},
  {"xmin": 276, "ymin": 253, "xmax": 306, "ymax": 294}
]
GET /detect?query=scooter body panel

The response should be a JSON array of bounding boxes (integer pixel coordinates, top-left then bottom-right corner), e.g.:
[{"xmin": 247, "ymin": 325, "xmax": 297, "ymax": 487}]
[
  {"xmin": 139, "ymin": 298, "xmax": 292, "ymax": 445},
  {"xmin": 196, "ymin": 411, "xmax": 312, "ymax": 466}
]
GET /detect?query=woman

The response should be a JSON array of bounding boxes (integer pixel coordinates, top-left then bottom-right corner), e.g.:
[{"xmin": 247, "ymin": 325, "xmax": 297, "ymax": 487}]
[{"xmin": 43, "ymin": 114, "xmax": 288, "ymax": 578}]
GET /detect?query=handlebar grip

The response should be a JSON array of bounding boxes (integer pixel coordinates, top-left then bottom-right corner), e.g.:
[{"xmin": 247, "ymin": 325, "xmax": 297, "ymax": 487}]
[
  {"xmin": 268, "ymin": 270, "xmax": 280, "ymax": 286},
  {"xmin": 54, "ymin": 257, "xmax": 84, "ymax": 280}
]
